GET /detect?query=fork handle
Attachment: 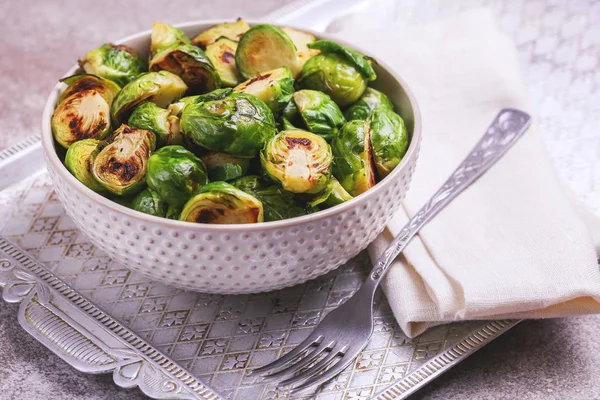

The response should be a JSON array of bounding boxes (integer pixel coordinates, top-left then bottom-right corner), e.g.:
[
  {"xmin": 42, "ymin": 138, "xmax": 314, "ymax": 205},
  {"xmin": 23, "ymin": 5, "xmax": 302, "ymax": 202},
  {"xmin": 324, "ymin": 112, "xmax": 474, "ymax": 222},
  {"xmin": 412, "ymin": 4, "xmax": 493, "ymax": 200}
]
[{"xmin": 365, "ymin": 108, "xmax": 531, "ymax": 290}]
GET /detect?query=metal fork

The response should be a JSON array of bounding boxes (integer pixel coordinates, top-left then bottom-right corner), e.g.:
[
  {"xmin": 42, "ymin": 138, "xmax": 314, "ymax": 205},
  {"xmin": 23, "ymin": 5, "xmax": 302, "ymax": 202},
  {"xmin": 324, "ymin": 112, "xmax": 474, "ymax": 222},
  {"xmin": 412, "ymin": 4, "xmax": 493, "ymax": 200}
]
[{"xmin": 254, "ymin": 108, "xmax": 532, "ymax": 393}]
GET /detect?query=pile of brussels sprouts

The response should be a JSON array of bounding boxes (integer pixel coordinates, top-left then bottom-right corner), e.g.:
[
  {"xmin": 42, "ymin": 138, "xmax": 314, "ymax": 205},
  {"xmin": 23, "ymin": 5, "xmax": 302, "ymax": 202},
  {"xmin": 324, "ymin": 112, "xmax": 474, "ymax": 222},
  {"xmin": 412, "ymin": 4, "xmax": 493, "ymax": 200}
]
[{"xmin": 52, "ymin": 19, "xmax": 409, "ymax": 224}]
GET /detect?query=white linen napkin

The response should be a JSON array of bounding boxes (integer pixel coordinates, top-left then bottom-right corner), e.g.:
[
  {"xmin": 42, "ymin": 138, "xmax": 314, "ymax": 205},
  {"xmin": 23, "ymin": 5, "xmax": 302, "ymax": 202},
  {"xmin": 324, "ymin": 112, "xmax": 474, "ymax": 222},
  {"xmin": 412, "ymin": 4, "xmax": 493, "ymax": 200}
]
[{"xmin": 327, "ymin": 8, "xmax": 600, "ymax": 337}]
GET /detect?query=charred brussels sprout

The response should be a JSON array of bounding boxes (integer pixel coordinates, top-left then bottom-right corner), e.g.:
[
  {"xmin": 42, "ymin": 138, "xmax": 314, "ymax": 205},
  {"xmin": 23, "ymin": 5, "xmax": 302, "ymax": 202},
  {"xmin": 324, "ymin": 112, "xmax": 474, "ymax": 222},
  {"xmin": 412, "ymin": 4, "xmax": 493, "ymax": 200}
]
[
  {"xmin": 261, "ymin": 130, "xmax": 332, "ymax": 194},
  {"xmin": 128, "ymin": 102, "xmax": 181, "ymax": 147},
  {"xmin": 111, "ymin": 71, "xmax": 187, "ymax": 125},
  {"xmin": 58, "ymin": 74, "xmax": 121, "ymax": 105},
  {"xmin": 308, "ymin": 40, "xmax": 376, "ymax": 81},
  {"xmin": 282, "ymin": 27, "xmax": 319, "ymax": 71},
  {"xmin": 297, "ymin": 53, "xmax": 367, "ymax": 107},
  {"xmin": 234, "ymin": 67, "xmax": 294, "ymax": 112},
  {"xmin": 52, "ymin": 89, "xmax": 111, "ymax": 148},
  {"xmin": 131, "ymin": 188, "xmax": 167, "ymax": 217},
  {"xmin": 150, "ymin": 22, "xmax": 191, "ymax": 58},
  {"xmin": 191, "ymin": 18, "xmax": 250, "ymax": 48},
  {"xmin": 236, "ymin": 24, "xmax": 299, "ymax": 79},
  {"xmin": 92, "ymin": 125, "xmax": 155, "ymax": 196},
  {"xmin": 79, "ymin": 43, "xmax": 147, "ymax": 87},
  {"xmin": 150, "ymin": 44, "xmax": 221, "ymax": 94},
  {"xmin": 147, "ymin": 145, "xmax": 209, "ymax": 207},
  {"xmin": 232, "ymin": 176, "xmax": 315, "ymax": 221},
  {"xmin": 344, "ymin": 88, "xmax": 394, "ymax": 121},
  {"xmin": 205, "ymin": 38, "xmax": 242, "ymax": 87},
  {"xmin": 180, "ymin": 181, "xmax": 263, "ymax": 224},
  {"xmin": 292, "ymin": 90, "xmax": 345, "ymax": 141},
  {"xmin": 331, "ymin": 120, "xmax": 376, "ymax": 196},
  {"xmin": 64, "ymin": 139, "xmax": 108, "ymax": 194},
  {"xmin": 368, "ymin": 107, "xmax": 409, "ymax": 178},
  {"xmin": 180, "ymin": 93, "xmax": 276, "ymax": 157},
  {"xmin": 201, "ymin": 151, "xmax": 250, "ymax": 182}
]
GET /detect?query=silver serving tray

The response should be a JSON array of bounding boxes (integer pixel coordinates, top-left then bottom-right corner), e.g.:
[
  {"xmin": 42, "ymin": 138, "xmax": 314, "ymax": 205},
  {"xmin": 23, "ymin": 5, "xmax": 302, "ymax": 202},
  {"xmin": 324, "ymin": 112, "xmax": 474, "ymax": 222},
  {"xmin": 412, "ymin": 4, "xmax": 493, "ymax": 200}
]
[{"xmin": 1, "ymin": 0, "xmax": 598, "ymax": 398}]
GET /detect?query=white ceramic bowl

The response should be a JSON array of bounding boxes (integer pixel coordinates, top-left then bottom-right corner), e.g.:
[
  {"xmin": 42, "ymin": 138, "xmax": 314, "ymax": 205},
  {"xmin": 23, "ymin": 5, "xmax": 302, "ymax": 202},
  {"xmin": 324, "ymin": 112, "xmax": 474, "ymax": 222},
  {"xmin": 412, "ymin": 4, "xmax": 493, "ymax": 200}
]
[{"xmin": 41, "ymin": 21, "xmax": 421, "ymax": 294}]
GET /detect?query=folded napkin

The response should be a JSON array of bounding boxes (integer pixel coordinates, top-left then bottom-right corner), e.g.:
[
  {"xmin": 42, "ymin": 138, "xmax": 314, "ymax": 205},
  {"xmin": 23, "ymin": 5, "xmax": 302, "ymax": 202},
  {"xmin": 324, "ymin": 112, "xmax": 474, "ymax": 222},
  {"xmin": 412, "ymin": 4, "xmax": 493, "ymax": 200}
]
[{"xmin": 328, "ymin": 9, "xmax": 600, "ymax": 337}]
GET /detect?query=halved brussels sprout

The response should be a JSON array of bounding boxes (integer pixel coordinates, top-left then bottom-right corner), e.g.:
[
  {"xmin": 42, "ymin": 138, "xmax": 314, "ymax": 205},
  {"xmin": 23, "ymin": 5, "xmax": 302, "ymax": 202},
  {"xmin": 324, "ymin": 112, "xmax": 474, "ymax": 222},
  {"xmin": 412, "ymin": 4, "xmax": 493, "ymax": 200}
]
[
  {"xmin": 297, "ymin": 53, "xmax": 367, "ymax": 107},
  {"xmin": 236, "ymin": 24, "xmax": 299, "ymax": 79},
  {"xmin": 111, "ymin": 71, "xmax": 187, "ymax": 125},
  {"xmin": 52, "ymin": 89, "xmax": 111, "ymax": 148},
  {"xmin": 79, "ymin": 43, "xmax": 147, "ymax": 87},
  {"xmin": 191, "ymin": 18, "xmax": 250, "ymax": 48},
  {"xmin": 180, "ymin": 93, "xmax": 276, "ymax": 157},
  {"xmin": 282, "ymin": 27, "xmax": 319, "ymax": 71},
  {"xmin": 308, "ymin": 40, "xmax": 376, "ymax": 81},
  {"xmin": 234, "ymin": 67, "xmax": 294, "ymax": 112},
  {"xmin": 150, "ymin": 44, "xmax": 221, "ymax": 94},
  {"xmin": 344, "ymin": 88, "xmax": 394, "ymax": 121},
  {"xmin": 331, "ymin": 120, "xmax": 375, "ymax": 196},
  {"xmin": 292, "ymin": 90, "xmax": 345, "ymax": 141},
  {"xmin": 261, "ymin": 130, "xmax": 332, "ymax": 194},
  {"xmin": 180, "ymin": 181, "xmax": 263, "ymax": 224},
  {"xmin": 128, "ymin": 102, "xmax": 182, "ymax": 147},
  {"xmin": 304, "ymin": 177, "xmax": 353, "ymax": 208},
  {"xmin": 131, "ymin": 188, "xmax": 167, "ymax": 217},
  {"xmin": 147, "ymin": 145, "xmax": 209, "ymax": 207},
  {"xmin": 232, "ymin": 176, "xmax": 315, "ymax": 221},
  {"xmin": 368, "ymin": 107, "xmax": 409, "ymax": 178},
  {"xmin": 58, "ymin": 74, "xmax": 121, "ymax": 105},
  {"xmin": 64, "ymin": 139, "xmax": 108, "ymax": 194},
  {"xmin": 201, "ymin": 151, "xmax": 250, "ymax": 182},
  {"xmin": 205, "ymin": 38, "xmax": 242, "ymax": 87},
  {"xmin": 168, "ymin": 88, "xmax": 234, "ymax": 116},
  {"xmin": 150, "ymin": 22, "xmax": 191, "ymax": 58},
  {"xmin": 92, "ymin": 125, "xmax": 156, "ymax": 196}
]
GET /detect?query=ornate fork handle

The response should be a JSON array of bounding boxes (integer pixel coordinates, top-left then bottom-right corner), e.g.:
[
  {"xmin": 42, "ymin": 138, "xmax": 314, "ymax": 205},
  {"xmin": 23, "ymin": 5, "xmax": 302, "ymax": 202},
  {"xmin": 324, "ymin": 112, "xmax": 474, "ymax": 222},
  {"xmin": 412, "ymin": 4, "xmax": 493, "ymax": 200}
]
[{"xmin": 368, "ymin": 108, "xmax": 531, "ymax": 285}]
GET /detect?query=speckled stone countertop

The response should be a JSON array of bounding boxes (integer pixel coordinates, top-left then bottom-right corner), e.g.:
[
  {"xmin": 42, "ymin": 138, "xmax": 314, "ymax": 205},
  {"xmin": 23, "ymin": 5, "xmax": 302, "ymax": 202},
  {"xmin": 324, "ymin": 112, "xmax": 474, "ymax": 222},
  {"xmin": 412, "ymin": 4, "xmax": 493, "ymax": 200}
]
[{"xmin": 2, "ymin": 0, "xmax": 600, "ymax": 399}]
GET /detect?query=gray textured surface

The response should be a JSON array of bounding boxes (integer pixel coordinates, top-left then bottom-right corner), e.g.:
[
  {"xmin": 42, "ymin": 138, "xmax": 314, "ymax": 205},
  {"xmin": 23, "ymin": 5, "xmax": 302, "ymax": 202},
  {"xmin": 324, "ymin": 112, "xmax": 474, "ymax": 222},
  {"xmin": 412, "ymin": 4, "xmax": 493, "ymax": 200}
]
[{"xmin": 1, "ymin": 0, "xmax": 600, "ymax": 400}]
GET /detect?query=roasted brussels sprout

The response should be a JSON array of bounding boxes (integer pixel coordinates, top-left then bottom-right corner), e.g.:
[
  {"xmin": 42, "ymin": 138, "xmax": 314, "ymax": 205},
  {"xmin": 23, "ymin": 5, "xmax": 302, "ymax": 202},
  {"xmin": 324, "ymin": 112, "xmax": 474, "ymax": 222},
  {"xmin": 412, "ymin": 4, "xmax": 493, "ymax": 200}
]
[
  {"xmin": 201, "ymin": 151, "xmax": 250, "ymax": 182},
  {"xmin": 282, "ymin": 27, "xmax": 319, "ymax": 70},
  {"xmin": 111, "ymin": 71, "xmax": 187, "ymax": 124},
  {"xmin": 180, "ymin": 181, "xmax": 263, "ymax": 224},
  {"xmin": 191, "ymin": 18, "xmax": 250, "ymax": 48},
  {"xmin": 147, "ymin": 145, "xmax": 209, "ymax": 207},
  {"xmin": 232, "ymin": 176, "xmax": 315, "ymax": 221},
  {"xmin": 79, "ymin": 43, "xmax": 147, "ymax": 87},
  {"xmin": 308, "ymin": 40, "xmax": 376, "ymax": 81},
  {"xmin": 52, "ymin": 89, "xmax": 111, "ymax": 148},
  {"xmin": 150, "ymin": 44, "xmax": 221, "ymax": 94},
  {"xmin": 292, "ymin": 90, "xmax": 345, "ymax": 141},
  {"xmin": 180, "ymin": 93, "xmax": 276, "ymax": 157},
  {"xmin": 261, "ymin": 130, "xmax": 332, "ymax": 194},
  {"xmin": 168, "ymin": 88, "xmax": 234, "ymax": 116},
  {"xmin": 128, "ymin": 102, "xmax": 182, "ymax": 147},
  {"xmin": 236, "ymin": 24, "xmax": 299, "ymax": 79},
  {"xmin": 131, "ymin": 188, "xmax": 167, "ymax": 217},
  {"xmin": 297, "ymin": 53, "xmax": 367, "ymax": 107},
  {"xmin": 344, "ymin": 88, "xmax": 394, "ymax": 121},
  {"xmin": 64, "ymin": 139, "xmax": 108, "ymax": 194},
  {"xmin": 331, "ymin": 120, "xmax": 375, "ymax": 196},
  {"xmin": 234, "ymin": 67, "xmax": 294, "ymax": 112},
  {"xmin": 58, "ymin": 74, "xmax": 121, "ymax": 105},
  {"xmin": 304, "ymin": 177, "xmax": 353, "ymax": 208},
  {"xmin": 92, "ymin": 125, "xmax": 156, "ymax": 196},
  {"xmin": 150, "ymin": 22, "xmax": 191, "ymax": 58},
  {"xmin": 205, "ymin": 38, "xmax": 242, "ymax": 87},
  {"xmin": 368, "ymin": 107, "xmax": 409, "ymax": 178}
]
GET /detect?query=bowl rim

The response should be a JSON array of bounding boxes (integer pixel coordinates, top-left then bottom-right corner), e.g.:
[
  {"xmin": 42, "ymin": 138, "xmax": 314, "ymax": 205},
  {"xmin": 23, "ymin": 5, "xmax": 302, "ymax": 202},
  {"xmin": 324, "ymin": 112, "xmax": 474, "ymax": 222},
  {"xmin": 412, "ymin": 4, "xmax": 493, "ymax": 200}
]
[{"xmin": 41, "ymin": 19, "xmax": 422, "ymax": 232}]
